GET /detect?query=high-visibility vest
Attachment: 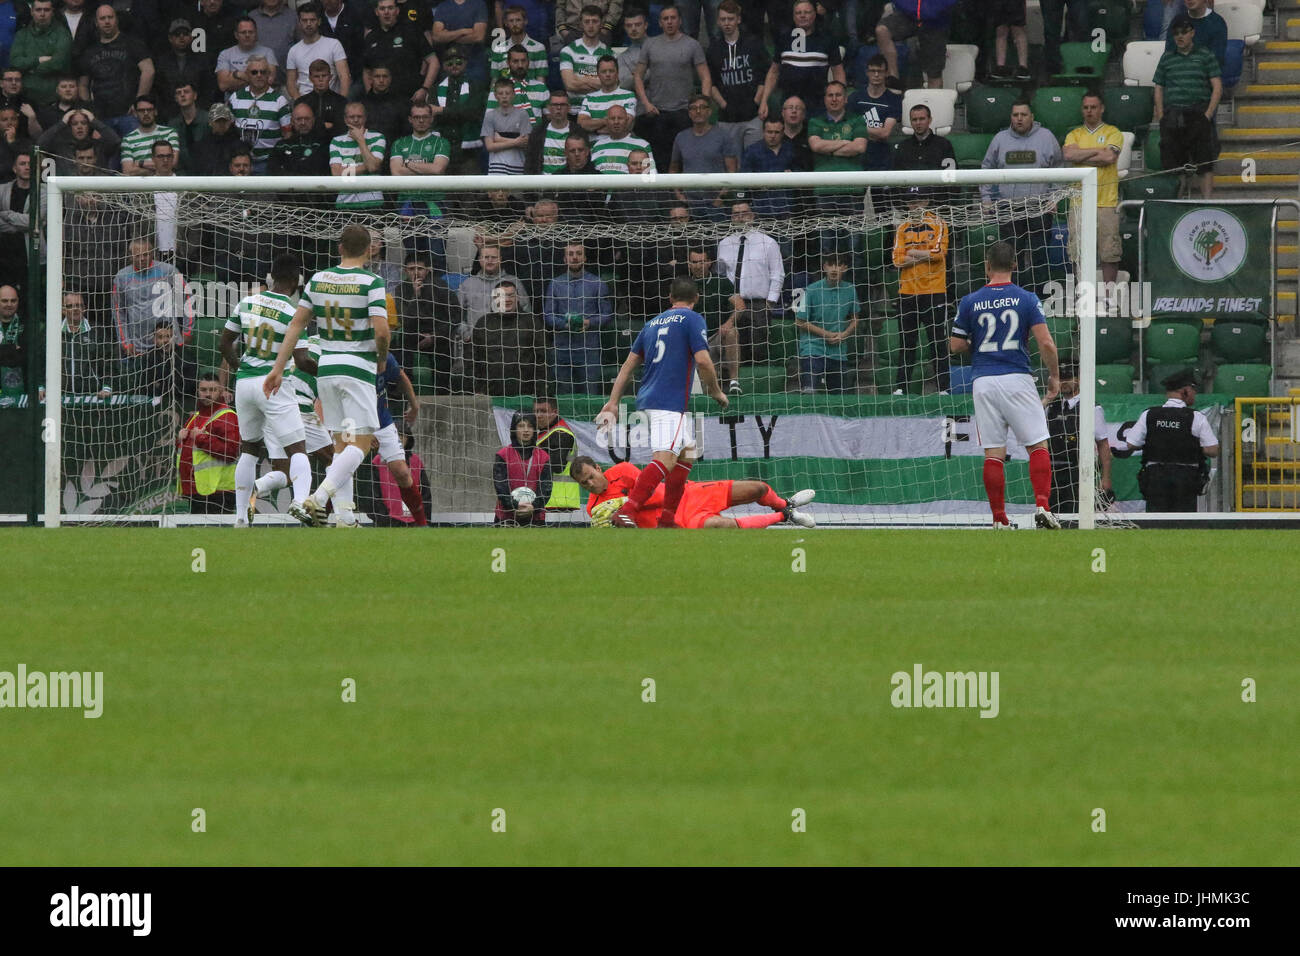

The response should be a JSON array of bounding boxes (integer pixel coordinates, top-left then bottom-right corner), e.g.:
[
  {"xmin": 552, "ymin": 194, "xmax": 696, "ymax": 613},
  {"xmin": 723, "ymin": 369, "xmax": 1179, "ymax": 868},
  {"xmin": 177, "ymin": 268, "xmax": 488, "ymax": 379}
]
[
  {"xmin": 179, "ymin": 407, "xmax": 237, "ymax": 495},
  {"xmin": 537, "ymin": 422, "xmax": 580, "ymax": 510}
]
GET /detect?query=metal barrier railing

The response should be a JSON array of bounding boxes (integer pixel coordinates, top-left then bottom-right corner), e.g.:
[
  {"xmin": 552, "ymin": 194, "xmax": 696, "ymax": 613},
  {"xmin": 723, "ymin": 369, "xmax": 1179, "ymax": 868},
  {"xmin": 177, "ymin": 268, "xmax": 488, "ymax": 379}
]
[{"xmin": 1235, "ymin": 392, "xmax": 1300, "ymax": 511}]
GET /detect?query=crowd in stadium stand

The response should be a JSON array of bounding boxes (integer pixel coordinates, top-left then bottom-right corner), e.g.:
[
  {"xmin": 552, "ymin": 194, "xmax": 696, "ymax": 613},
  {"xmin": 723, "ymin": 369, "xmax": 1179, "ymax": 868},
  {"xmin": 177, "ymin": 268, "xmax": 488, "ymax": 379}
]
[{"xmin": 0, "ymin": 0, "xmax": 1235, "ymax": 402}]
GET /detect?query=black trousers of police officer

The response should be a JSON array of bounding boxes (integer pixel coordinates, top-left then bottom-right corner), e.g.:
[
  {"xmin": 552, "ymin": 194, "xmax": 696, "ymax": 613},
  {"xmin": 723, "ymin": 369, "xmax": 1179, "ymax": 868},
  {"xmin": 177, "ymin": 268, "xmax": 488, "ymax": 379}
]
[{"xmin": 1139, "ymin": 463, "xmax": 1201, "ymax": 512}]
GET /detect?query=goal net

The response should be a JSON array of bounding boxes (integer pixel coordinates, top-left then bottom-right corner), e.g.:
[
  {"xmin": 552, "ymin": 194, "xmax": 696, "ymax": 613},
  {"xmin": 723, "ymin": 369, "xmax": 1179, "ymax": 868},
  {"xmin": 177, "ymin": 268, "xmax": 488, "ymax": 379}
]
[{"xmin": 43, "ymin": 166, "xmax": 1112, "ymax": 527}]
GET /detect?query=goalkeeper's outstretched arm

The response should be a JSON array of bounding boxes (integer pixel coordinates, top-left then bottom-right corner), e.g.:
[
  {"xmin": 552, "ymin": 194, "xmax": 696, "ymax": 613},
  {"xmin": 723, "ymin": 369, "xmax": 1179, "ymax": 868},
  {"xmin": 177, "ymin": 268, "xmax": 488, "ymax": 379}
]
[{"xmin": 263, "ymin": 303, "xmax": 312, "ymax": 396}]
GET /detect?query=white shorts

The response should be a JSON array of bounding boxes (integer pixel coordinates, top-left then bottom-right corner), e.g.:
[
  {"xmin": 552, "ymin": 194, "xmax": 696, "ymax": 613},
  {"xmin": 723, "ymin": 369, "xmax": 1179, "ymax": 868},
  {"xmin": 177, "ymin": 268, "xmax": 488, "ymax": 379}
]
[
  {"xmin": 318, "ymin": 374, "xmax": 380, "ymax": 435},
  {"xmin": 236, "ymin": 376, "xmax": 306, "ymax": 449},
  {"xmin": 972, "ymin": 373, "xmax": 1050, "ymax": 449},
  {"xmin": 646, "ymin": 408, "xmax": 697, "ymax": 455},
  {"xmin": 374, "ymin": 422, "xmax": 406, "ymax": 464},
  {"xmin": 266, "ymin": 418, "xmax": 332, "ymax": 459}
]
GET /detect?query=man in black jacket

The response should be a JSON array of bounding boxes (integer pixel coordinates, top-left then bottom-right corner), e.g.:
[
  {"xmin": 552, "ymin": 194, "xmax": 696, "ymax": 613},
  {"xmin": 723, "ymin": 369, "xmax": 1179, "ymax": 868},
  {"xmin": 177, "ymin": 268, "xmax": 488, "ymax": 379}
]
[
  {"xmin": 295, "ymin": 58, "xmax": 348, "ymax": 142},
  {"xmin": 891, "ymin": 102, "xmax": 956, "ymax": 207},
  {"xmin": 188, "ymin": 102, "xmax": 242, "ymax": 174},
  {"xmin": 397, "ymin": 254, "xmax": 461, "ymax": 393}
]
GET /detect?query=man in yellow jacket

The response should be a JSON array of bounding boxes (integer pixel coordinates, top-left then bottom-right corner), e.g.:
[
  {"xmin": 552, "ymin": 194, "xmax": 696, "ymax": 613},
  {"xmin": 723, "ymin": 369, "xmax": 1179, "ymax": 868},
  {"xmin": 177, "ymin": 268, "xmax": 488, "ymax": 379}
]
[
  {"xmin": 176, "ymin": 373, "xmax": 240, "ymax": 514},
  {"xmin": 891, "ymin": 185, "xmax": 951, "ymax": 395}
]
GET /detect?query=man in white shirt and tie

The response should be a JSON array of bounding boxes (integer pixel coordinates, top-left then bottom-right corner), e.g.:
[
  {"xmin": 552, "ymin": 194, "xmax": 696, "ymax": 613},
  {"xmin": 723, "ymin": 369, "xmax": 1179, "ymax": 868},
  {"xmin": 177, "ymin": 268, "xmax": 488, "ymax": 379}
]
[{"xmin": 716, "ymin": 198, "xmax": 784, "ymax": 389}]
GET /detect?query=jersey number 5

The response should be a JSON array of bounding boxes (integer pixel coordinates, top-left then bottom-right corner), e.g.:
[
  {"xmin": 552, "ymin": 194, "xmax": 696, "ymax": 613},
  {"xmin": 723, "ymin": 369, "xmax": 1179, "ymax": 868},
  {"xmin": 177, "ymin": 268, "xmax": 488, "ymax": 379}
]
[
  {"xmin": 976, "ymin": 310, "xmax": 1019, "ymax": 352},
  {"xmin": 652, "ymin": 327, "xmax": 668, "ymax": 364}
]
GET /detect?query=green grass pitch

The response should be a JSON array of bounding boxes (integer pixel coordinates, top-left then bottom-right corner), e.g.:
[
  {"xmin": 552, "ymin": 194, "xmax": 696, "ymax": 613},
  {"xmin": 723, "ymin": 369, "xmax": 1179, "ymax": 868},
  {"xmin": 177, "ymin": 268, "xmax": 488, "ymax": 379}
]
[{"xmin": 1, "ymin": 528, "xmax": 1295, "ymax": 866}]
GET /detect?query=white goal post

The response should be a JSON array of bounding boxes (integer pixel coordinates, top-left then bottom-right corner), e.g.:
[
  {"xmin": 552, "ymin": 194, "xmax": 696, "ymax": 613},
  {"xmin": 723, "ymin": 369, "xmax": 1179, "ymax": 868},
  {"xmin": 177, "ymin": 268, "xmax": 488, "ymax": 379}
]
[{"xmin": 43, "ymin": 167, "xmax": 1099, "ymax": 528}]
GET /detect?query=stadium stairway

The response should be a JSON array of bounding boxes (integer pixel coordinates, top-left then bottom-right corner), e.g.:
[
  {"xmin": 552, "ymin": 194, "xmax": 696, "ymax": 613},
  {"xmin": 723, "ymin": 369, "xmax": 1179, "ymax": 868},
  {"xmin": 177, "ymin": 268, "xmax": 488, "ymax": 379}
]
[{"xmin": 1210, "ymin": 23, "xmax": 1300, "ymax": 344}]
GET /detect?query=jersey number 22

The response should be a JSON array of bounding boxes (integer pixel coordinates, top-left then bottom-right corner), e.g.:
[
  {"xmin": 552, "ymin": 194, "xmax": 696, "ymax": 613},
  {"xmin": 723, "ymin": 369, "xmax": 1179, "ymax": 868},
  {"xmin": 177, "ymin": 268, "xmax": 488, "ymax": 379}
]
[{"xmin": 976, "ymin": 310, "xmax": 1020, "ymax": 352}]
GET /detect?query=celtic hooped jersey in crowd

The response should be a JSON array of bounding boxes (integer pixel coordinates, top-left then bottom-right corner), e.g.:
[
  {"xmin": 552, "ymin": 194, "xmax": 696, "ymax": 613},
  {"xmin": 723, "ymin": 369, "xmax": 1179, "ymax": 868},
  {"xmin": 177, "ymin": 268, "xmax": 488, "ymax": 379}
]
[
  {"xmin": 301, "ymin": 267, "xmax": 388, "ymax": 385},
  {"xmin": 329, "ymin": 130, "xmax": 387, "ymax": 207},
  {"xmin": 391, "ymin": 130, "xmax": 451, "ymax": 212},
  {"xmin": 227, "ymin": 87, "xmax": 291, "ymax": 162},
  {"xmin": 223, "ymin": 290, "xmax": 299, "ymax": 380},
  {"xmin": 120, "ymin": 125, "xmax": 181, "ymax": 167}
]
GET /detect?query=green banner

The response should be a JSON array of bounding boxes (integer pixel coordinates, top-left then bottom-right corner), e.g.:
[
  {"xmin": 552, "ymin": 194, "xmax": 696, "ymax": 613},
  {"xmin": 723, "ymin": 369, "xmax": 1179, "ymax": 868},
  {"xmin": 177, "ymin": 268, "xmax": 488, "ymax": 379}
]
[{"xmin": 1144, "ymin": 202, "xmax": 1273, "ymax": 316}]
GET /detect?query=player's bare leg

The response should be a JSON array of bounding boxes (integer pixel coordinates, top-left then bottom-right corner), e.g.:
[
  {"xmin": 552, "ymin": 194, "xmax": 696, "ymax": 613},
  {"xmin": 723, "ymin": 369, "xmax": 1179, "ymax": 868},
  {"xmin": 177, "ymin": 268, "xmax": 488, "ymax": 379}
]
[{"xmin": 1026, "ymin": 439, "xmax": 1059, "ymax": 528}]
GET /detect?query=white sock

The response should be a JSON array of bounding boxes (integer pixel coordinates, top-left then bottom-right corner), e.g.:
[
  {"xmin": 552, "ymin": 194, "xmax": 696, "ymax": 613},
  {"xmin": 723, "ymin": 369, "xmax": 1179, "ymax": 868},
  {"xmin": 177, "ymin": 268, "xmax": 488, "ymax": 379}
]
[
  {"xmin": 288, "ymin": 452, "xmax": 312, "ymax": 503},
  {"xmin": 314, "ymin": 444, "xmax": 364, "ymax": 506},
  {"xmin": 235, "ymin": 453, "xmax": 258, "ymax": 518},
  {"xmin": 255, "ymin": 470, "xmax": 288, "ymax": 496},
  {"xmin": 337, "ymin": 474, "xmax": 355, "ymax": 512}
]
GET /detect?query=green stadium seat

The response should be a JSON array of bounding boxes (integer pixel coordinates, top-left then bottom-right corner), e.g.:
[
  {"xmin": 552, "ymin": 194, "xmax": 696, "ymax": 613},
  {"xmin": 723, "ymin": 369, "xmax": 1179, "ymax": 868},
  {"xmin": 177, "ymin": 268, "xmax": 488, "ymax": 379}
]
[
  {"xmin": 1095, "ymin": 363, "xmax": 1135, "ymax": 394},
  {"xmin": 1031, "ymin": 86, "xmax": 1087, "ymax": 141},
  {"xmin": 1213, "ymin": 364, "xmax": 1272, "ymax": 398},
  {"xmin": 1149, "ymin": 312, "xmax": 1207, "ymax": 328},
  {"xmin": 1144, "ymin": 320, "xmax": 1202, "ymax": 365},
  {"xmin": 769, "ymin": 318, "xmax": 799, "ymax": 366},
  {"xmin": 948, "ymin": 132, "xmax": 994, "ymax": 169},
  {"xmin": 1146, "ymin": 361, "xmax": 1202, "ymax": 392},
  {"xmin": 1096, "ymin": 315, "xmax": 1134, "ymax": 364},
  {"xmin": 408, "ymin": 364, "xmax": 434, "ymax": 393},
  {"xmin": 1119, "ymin": 212, "xmax": 1140, "ymax": 274},
  {"xmin": 863, "ymin": 225, "xmax": 893, "ymax": 273},
  {"xmin": 1143, "ymin": 126, "xmax": 1162, "ymax": 170},
  {"xmin": 964, "ymin": 84, "xmax": 1025, "ymax": 133},
  {"xmin": 1053, "ymin": 42, "xmax": 1110, "ymax": 85},
  {"xmin": 1210, "ymin": 322, "xmax": 1269, "ymax": 363},
  {"xmin": 740, "ymin": 363, "xmax": 788, "ymax": 394},
  {"xmin": 1045, "ymin": 315, "xmax": 1079, "ymax": 360},
  {"xmin": 1090, "ymin": 0, "xmax": 1135, "ymax": 46},
  {"xmin": 1102, "ymin": 85, "xmax": 1154, "ymax": 135},
  {"xmin": 1120, "ymin": 173, "xmax": 1180, "ymax": 202}
]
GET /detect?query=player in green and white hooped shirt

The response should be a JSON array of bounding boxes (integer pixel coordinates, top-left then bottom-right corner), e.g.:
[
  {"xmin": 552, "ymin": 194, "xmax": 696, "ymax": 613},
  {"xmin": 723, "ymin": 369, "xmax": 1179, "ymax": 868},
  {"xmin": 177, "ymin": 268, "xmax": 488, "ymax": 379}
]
[
  {"xmin": 218, "ymin": 254, "xmax": 315, "ymax": 527},
  {"xmin": 249, "ymin": 335, "xmax": 335, "ymax": 504},
  {"xmin": 264, "ymin": 224, "xmax": 391, "ymax": 527}
]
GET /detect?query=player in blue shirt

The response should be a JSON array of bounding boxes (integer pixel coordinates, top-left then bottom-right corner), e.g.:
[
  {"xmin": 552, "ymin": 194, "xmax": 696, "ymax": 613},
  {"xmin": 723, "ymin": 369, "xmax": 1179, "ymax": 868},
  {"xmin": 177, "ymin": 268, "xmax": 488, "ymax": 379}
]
[
  {"xmin": 949, "ymin": 241, "xmax": 1062, "ymax": 529},
  {"xmin": 370, "ymin": 353, "xmax": 427, "ymax": 526},
  {"xmin": 597, "ymin": 278, "xmax": 730, "ymax": 528}
]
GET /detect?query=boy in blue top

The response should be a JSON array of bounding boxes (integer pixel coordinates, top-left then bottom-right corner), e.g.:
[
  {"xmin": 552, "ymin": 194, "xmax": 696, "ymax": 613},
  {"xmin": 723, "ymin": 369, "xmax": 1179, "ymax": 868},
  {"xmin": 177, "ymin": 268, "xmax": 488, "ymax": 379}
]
[
  {"xmin": 794, "ymin": 252, "xmax": 860, "ymax": 394},
  {"xmin": 949, "ymin": 241, "xmax": 1061, "ymax": 529},
  {"xmin": 597, "ymin": 277, "xmax": 730, "ymax": 528}
]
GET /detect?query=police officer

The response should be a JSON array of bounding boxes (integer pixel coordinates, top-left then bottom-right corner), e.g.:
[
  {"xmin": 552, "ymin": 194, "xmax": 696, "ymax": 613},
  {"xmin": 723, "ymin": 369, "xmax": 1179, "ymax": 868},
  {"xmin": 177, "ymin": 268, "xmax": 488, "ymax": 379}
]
[
  {"xmin": 1046, "ymin": 368, "xmax": 1113, "ymax": 516},
  {"xmin": 1125, "ymin": 369, "xmax": 1220, "ymax": 512}
]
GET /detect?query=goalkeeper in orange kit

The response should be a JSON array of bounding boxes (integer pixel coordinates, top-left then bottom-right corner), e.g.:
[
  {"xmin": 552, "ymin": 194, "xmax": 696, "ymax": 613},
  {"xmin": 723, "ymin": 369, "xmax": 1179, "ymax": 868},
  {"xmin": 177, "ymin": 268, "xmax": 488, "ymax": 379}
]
[{"xmin": 570, "ymin": 456, "xmax": 816, "ymax": 528}]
